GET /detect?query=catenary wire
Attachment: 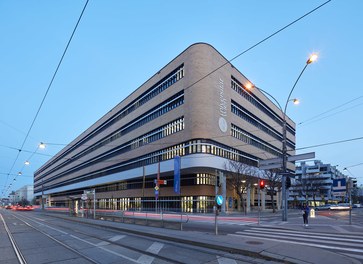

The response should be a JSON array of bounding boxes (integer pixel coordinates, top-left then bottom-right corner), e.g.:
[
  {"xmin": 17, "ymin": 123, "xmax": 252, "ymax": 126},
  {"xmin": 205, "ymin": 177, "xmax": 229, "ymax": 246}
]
[
  {"xmin": 182, "ymin": 0, "xmax": 331, "ymax": 94},
  {"xmin": 298, "ymin": 95, "xmax": 363, "ymax": 126},
  {"xmin": 295, "ymin": 136, "xmax": 363, "ymax": 151},
  {"xmin": 299, "ymin": 102, "xmax": 363, "ymax": 127},
  {"xmin": 4, "ymin": 0, "xmax": 332, "ymax": 195},
  {"xmin": 1, "ymin": 0, "xmax": 89, "ymax": 197}
]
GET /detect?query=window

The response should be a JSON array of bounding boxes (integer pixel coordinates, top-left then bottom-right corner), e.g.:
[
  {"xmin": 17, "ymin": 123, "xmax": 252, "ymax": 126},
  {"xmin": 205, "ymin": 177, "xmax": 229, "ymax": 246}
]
[
  {"xmin": 231, "ymin": 124, "xmax": 282, "ymax": 158},
  {"xmin": 35, "ymin": 65, "xmax": 185, "ymax": 176},
  {"xmin": 231, "ymin": 100, "xmax": 295, "ymax": 151}
]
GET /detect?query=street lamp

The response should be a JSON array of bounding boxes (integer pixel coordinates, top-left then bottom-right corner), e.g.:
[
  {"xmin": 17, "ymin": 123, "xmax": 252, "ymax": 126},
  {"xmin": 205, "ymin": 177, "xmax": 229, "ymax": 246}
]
[
  {"xmin": 39, "ymin": 142, "xmax": 46, "ymax": 149},
  {"xmin": 247, "ymin": 53, "xmax": 318, "ymax": 221}
]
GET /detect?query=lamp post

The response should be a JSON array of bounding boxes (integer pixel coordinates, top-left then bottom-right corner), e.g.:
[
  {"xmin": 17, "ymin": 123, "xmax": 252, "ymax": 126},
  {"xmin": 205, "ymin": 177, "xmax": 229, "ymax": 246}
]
[{"xmin": 248, "ymin": 53, "xmax": 317, "ymax": 221}]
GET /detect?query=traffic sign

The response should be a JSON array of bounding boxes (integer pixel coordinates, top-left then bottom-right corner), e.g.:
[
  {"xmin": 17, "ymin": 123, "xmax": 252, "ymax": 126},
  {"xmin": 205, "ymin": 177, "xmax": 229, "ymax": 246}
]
[
  {"xmin": 259, "ymin": 152, "xmax": 315, "ymax": 170},
  {"xmin": 259, "ymin": 157, "xmax": 282, "ymax": 166},
  {"xmin": 154, "ymin": 179, "xmax": 167, "ymax": 185},
  {"xmin": 287, "ymin": 152, "xmax": 315, "ymax": 162},
  {"xmin": 259, "ymin": 163, "xmax": 282, "ymax": 170},
  {"xmin": 333, "ymin": 178, "xmax": 346, "ymax": 191},
  {"xmin": 215, "ymin": 195, "xmax": 223, "ymax": 206}
]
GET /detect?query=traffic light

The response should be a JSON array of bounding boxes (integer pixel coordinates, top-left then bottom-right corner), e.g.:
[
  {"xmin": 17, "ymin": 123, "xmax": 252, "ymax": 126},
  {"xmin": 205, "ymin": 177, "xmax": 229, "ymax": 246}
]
[
  {"xmin": 352, "ymin": 179, "xmax": 357, "ymax": 188},
  {"xmin": 259, "ymin": 179, "xmax": 265, "ymax": 190},
  {"xmin": 286, "ymin": 176, "xmax": 291, "ymax": 189}
]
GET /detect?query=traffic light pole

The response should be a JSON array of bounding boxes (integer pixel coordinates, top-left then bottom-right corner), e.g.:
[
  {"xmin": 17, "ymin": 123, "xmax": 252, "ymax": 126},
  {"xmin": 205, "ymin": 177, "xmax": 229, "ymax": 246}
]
[{"xmin": 258, "ymin": 181, "xmax": 261, "ymax": 225}]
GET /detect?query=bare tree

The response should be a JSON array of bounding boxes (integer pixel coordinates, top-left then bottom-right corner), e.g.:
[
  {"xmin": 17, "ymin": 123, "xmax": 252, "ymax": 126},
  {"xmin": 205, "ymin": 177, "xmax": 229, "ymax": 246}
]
[
  {"xmin": 225, "ymin": 160, "xmax": 255, "ymax": 213},
  {"xmin": 262, "ymin": 169, "xmax": 282, "ymax": 213},
  {"xmin": 294, "ymin": 175, "xmax": 325, "ymax": 206}
]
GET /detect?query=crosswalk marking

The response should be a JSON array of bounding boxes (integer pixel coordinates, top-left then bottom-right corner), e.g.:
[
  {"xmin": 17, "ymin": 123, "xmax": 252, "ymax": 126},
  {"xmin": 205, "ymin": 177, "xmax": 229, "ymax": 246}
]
[
  {"xmin": 137, "ymin": 254, "xmax": 154, "ymax": 264},
  {"xmin": 217, "ymin": 256, "xmax": 237, "ymax": 264},
  {"xmin": 137, "ymin": 242, "xmax": 164, "ymax": 264},
  {"xmin": 246, "ymin": 228, "xmax": 363, "ymax": 243},
  {"xmin": 229, "ymin": 227, "xmax": 363, "ymax": 260},
  {"xmin": 96, "ymin": 241, "xmax": 110, "ymax": 247},
  {"xmin": 146, "ymin": 242, "xmax": 164, "ymax": 254},
  {"xmin": 108, "ymin": 235, "xmax": 125, "ymax": 242}
]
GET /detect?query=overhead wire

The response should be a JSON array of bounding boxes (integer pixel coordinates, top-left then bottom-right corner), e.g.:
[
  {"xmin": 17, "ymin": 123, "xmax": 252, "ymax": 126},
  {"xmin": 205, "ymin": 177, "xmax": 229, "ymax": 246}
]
[
  {"xmin": 182, "ymin": 0, "xmax": 332, "ymax": 94},
  {"xmin": 299, "ymin": 102, "xmax": 363, "ymax": 126},
  {"xmin": 5, "ymin": 0, "xmax": 332, "ymax": 195},
  {"xmin": 1, "ymin": 0, "xmax": 90, "ymax": 197},
  {"xmin": 295, "ymin": 136, "xmax": 363, "ymax": 151},
  {"xmin": 298, "ymin": 95, "xmax": 363, "ymax": 126}
]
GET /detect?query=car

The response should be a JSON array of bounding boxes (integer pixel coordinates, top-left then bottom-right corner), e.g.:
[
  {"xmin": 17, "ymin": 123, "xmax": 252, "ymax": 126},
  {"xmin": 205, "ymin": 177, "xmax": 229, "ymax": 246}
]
[
  {"xmin": 329, "ymin": 203, "xmax": 351, "ymax": 210},
  {"xmin": 314, "ymin": 204, "xmax": 332, "ymax": 211}
]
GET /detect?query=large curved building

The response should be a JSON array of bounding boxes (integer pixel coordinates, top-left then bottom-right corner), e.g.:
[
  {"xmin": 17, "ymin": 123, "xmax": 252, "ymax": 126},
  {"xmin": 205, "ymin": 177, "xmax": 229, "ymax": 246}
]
[{"xmin": 34, "ymin": 43, "xmax": 295, "ymax": 213}]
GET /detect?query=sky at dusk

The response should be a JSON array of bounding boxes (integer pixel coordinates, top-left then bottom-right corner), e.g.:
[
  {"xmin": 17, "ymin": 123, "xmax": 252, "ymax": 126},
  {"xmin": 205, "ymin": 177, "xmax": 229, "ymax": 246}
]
[{"xmin": 1, "ymin": 0, "xmax": 362, "ymax": 197}]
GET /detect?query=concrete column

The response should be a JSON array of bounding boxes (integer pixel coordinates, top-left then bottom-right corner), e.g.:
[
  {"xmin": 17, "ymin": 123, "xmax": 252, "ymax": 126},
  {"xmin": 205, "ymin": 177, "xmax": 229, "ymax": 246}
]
[{"xmin": 246, "ymin": 186, "xmax": 251, "ymax": 213}]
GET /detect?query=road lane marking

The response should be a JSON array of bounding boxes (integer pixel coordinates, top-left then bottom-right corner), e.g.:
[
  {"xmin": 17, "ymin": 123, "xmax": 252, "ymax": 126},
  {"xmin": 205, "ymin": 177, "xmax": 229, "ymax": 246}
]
[
  {"xmin": 229, "ymin": 233, "xmax": 363, "ymax": 253},
  {"xmin": 70, "ymin": 234, "xmax": 140, "ymax": 263}
]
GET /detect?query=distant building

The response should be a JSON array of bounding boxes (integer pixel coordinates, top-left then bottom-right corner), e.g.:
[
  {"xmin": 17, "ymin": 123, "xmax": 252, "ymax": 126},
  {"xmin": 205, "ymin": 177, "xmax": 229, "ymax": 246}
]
[
  {"xmin": 14, "ymin": 185, "xmax": 34, "ymax": 204},
  {"xmin": 290, "ymin": 160, "xmax": 347, "ymax": 206}
]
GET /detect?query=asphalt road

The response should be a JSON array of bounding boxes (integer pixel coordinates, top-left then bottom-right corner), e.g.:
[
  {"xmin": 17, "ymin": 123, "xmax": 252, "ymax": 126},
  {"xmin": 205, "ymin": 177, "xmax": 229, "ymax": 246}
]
[{"xmin": 1, "ymin": 209, "xmax": 268, "ymax": 264}]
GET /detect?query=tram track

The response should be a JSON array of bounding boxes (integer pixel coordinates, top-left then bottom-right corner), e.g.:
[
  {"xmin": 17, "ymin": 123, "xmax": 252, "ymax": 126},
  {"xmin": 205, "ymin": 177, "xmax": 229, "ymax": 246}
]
[
  {"xmin": 0, "ymin": 212, "xmax": 27, "ymax": 264},
  {"xmin": 6, "ymin": 211, "xmax": 261, "ymax": 264},
  {"xmin": 10, "ymin": 212, "xmax": 199, "ymax": 264},
  {"xmin": 2, "ymin": 211, "xmax": 98, "ymax": 264}
]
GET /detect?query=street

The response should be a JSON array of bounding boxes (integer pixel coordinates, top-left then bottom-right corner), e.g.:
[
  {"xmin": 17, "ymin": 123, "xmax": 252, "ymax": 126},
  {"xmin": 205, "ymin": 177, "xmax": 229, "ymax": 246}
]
[{"xmin": 0, "ymin": 209, "xmax": 268, "ymax": 264}]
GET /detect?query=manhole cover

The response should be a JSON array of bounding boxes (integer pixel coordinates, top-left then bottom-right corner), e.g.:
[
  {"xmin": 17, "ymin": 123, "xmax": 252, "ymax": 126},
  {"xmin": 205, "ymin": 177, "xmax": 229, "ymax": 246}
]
[{"xmin": 246, "ymin": 241, "xmax": 263, "ymax": 245}]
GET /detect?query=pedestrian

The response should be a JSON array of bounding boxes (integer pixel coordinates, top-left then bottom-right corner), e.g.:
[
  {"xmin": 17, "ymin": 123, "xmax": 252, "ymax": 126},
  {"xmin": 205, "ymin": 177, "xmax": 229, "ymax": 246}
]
[{"xmin": 302, "ymin": 204, "xmax": 310, "ymax": 227}]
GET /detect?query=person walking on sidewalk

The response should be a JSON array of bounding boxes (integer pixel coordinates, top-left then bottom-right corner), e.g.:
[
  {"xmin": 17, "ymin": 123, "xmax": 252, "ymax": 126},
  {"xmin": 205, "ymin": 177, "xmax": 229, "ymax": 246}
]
[{"xmin": 302, "ymin": 204, "xmax": 310, "ymax": 227}]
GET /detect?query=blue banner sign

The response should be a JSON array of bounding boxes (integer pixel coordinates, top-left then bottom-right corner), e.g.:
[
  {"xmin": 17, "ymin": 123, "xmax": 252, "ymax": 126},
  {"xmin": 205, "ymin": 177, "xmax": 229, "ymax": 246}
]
[
  {"xmin": 333, "ymin": 178, "xmax": 346, "ymax": 191},
  {"xmin": 174, "ymin": 156, "xmax": 181, "ymax": 194}
]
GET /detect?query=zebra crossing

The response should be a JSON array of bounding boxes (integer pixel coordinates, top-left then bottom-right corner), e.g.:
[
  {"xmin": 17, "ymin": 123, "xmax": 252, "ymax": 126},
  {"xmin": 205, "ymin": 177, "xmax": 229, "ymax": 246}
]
[{"xmin": 229, "ymin": 226, "xmax": 363, "ymax": 261}]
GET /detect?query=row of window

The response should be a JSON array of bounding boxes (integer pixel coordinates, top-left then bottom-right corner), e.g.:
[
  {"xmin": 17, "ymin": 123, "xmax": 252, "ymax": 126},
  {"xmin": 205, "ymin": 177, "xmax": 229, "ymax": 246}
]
[
  {"xmin": 130, "ymin": 117, "xmax": 185, "ymax": 149},
  {"xmin": 231, "ymin": 124, "xmax": 282, "ymax": 158},
  {"xmin": 35, "ymin": 94, "xmax": 185, "ymax": 188},
  {"xmin": 134, "ymin": 65, "xmax": 184, "ymax": 109},
  {"xmin": 96, "ymin": 196, "xmax": 215, "ymax": 213},
  {"xmin": 231, "ymin": 76, "xmax": 295, "ymax": 136},
  {"xmin": 231, "ymin": 100, "xmax": 295, "ymax": 151},
  {"xmin": 36, "ymin": 139, "xmax": 259, "ymax": 193},
  {"xmin": 92, "ymin": 174, "xmax": 216, "ymax": 194},
  {"xmin": 121, "ymin": 91, "xmax": 184, "ymax": 135},
  {"xmin": 196, "ymin": 173, "xmax": 215, "ymax": 185},
  {"xmin": 35, "ymin": 65, "xmax": 184, "ymax": 177}
]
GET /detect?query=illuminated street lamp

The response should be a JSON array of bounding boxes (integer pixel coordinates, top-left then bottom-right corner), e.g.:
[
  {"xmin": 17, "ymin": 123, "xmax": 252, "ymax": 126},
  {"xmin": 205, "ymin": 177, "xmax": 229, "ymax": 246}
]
[
  {"xmin": 247, "ymin": 53, "xmax": 318, "ymax": 221},
  {"xmin": 24, "ymin": 160, "xmax": 30, "ymax": 165},
  {"xmin": 39, "ymin": 142, "xmax": 46, "ymax": 149}
]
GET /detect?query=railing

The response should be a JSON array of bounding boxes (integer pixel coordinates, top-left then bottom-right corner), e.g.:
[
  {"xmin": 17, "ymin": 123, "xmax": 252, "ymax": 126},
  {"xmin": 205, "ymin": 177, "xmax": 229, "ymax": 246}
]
[{"xmin": 95, "ymin": 210, "xmax": 189, "ymax": 230}]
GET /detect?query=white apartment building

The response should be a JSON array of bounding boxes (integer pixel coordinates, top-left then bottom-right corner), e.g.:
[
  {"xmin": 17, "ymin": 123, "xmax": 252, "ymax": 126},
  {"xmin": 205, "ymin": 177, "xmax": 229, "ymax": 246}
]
[
  {"xmin": 13, "ymin": 185, "xmax": 34, "ymax": 204},
  {"xmin": 290, "ymin": 160, "xmax": 346, "ymax": 206}
]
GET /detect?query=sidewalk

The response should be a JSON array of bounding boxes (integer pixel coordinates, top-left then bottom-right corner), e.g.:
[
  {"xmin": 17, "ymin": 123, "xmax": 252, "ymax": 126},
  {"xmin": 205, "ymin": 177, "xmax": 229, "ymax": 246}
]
[
  {"xmin": 42, "ymin": 210, "xmax": 362, "ymax": 264},
  {"xmin": 242, "ymin": 209, "xmax": 363, "ymax": 234}
]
